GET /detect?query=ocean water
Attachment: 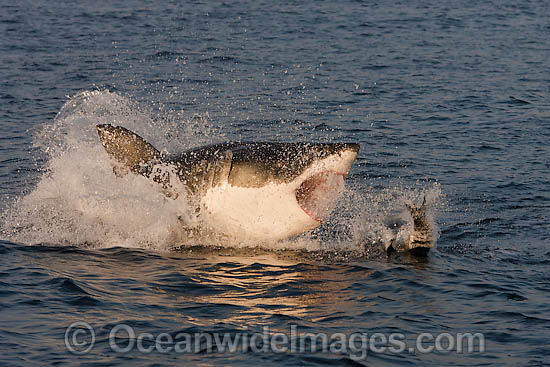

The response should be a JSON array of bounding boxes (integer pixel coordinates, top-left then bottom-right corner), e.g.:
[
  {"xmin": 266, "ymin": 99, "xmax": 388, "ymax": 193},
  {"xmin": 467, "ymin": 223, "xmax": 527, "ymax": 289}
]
[{"xmin": 1, "ymin": 0, "xmax": 549, "ymax": 366}]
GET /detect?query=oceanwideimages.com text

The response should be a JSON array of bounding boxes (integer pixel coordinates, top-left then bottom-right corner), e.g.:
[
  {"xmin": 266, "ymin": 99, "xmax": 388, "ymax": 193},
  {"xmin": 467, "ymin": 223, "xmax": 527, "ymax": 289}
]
[{"xmin": 65, "ymin": 322, "xmax": 485, "ymax": 360}]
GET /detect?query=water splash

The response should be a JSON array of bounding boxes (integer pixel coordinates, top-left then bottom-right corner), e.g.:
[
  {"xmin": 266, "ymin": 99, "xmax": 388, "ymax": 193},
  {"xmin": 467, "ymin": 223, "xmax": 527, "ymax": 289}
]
[
  {"xmin": 302, "ymin": 182, "xmax": 443, "ymax": 258},
  {"xmin": 1, "ymin": 90, "xmax": 443, "ymax": 256},
  {"xmin": 1, "ymin": 91, "xmax": 198, "ymax": 250}
]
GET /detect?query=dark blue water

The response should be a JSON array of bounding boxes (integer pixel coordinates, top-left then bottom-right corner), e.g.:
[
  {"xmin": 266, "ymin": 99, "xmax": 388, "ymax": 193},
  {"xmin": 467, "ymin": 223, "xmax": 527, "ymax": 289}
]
[{"xmin": 1, "ymin": 0, "xmax": 549, "ymax": 365}]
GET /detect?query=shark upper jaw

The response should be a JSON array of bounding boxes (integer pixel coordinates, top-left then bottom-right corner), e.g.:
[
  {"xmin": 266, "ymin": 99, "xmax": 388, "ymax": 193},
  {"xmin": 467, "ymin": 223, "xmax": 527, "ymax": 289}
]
[
  {"xmin": 199, "ymin": 146, "xmax": 359, "ymax": 242},
  {"xmin": 294, "ymin": 147, "xmax": 359, "ymax": 223},
  {"xmin": 96, "ymin": 123, "xmax": 361, "ymax": 242}
]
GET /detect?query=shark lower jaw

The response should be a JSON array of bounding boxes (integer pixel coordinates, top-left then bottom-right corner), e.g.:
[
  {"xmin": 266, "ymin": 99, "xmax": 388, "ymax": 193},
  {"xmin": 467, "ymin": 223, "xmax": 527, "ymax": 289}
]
[{"xmin": 295, "ymin": 171, "xmax": 347, "ymax": 222}]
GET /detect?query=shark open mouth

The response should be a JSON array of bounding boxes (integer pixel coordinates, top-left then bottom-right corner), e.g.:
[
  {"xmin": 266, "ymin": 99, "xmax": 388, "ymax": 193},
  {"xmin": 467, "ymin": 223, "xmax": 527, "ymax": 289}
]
[{"xmin": 295, "ymin": 171, "xmax": 346, "ymax": 222}]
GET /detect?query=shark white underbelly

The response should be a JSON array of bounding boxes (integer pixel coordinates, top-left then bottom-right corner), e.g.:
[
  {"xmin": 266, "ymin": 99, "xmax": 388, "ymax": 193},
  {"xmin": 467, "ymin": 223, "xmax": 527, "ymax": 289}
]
[
  {"xmin": 201, "ymin": 183, "xmax": 317, "ymax": 242},
  {"xmin": 95, "ymin": 124, "xmax": 359, "ymax": 243}
]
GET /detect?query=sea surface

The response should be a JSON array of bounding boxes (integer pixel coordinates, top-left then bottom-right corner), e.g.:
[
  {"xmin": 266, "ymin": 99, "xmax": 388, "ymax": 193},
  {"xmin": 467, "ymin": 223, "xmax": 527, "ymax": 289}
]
[{"xmin": 1, "ymin": 0, "xmax": 549, "ymax": 366}]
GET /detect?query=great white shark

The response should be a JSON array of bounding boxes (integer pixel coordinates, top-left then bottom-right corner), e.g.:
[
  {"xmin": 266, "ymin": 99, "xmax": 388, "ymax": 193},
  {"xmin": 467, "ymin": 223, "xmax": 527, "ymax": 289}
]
[
  {"xmin": 96, "ymin": 124, "xmax": 434, "ymax": 253},
  {"xmin": 96, "ymin": 124, "xmax": 359, "ymax": 242}
]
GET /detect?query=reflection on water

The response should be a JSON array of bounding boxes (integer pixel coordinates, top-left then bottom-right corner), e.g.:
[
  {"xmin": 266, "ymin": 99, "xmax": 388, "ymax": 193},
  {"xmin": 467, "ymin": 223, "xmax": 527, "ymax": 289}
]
[
  {"xmin": 18, "ymin": 243, "xmax": 438, "ymax": 330},
  {"xmin": 1, "ymin": 235, "xmax": 547, "ymax": 366},
  {"xmin": 1, "ymin": 0, "xmax": 549, "ymax": 364}
]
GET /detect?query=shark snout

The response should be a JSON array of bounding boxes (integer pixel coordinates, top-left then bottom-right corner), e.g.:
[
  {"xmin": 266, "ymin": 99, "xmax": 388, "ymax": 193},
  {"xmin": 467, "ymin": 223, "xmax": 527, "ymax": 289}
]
[
  {"xmin": 318, "ymin": 143, "xmax": 360, "ymax": 161},
  {"xmin": 342, "ymin": 143, "xmax": 360, "ymax": 154},
  {"xmin": 330, "ymin": 143, "xmax": 360, "ymax": 175}
]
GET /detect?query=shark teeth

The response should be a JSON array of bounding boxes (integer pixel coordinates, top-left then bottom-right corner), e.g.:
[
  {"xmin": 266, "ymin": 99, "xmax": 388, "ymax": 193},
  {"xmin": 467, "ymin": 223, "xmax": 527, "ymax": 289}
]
[{"xmin": 296, "ymin": 171, "xmax": 346, "ymax": 222}]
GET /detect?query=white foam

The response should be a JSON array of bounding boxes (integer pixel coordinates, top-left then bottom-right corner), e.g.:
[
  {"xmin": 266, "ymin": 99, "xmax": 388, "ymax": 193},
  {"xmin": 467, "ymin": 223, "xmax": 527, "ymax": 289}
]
[
  {"xmin": 0, "ymin": 90, "xmax": 443, "ymax": 255},
  {"xmin": 1, "ymin": 91, "xmax": 197, "ymax": 250}
]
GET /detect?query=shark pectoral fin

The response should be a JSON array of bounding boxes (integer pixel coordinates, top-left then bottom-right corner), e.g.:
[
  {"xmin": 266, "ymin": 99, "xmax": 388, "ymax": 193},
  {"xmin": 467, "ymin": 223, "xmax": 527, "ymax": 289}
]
[
  {"xmin": 96, "ymin": 124, "xmax": 162, "ymax": 175},
  {"xmin": 97, "ymin": 124, "xmax": 184, "ymax": 199}
]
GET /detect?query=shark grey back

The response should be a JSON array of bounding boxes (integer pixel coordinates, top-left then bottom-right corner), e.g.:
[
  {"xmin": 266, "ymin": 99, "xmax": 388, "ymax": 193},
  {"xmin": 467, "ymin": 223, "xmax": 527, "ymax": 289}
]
[
  {"xmin": 171, "ymin": 141, "xmax": 360, "ymax": 189},
  {"xmin": 95, "ymin": 124, "xmax": 360, "ymax": 242}
]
